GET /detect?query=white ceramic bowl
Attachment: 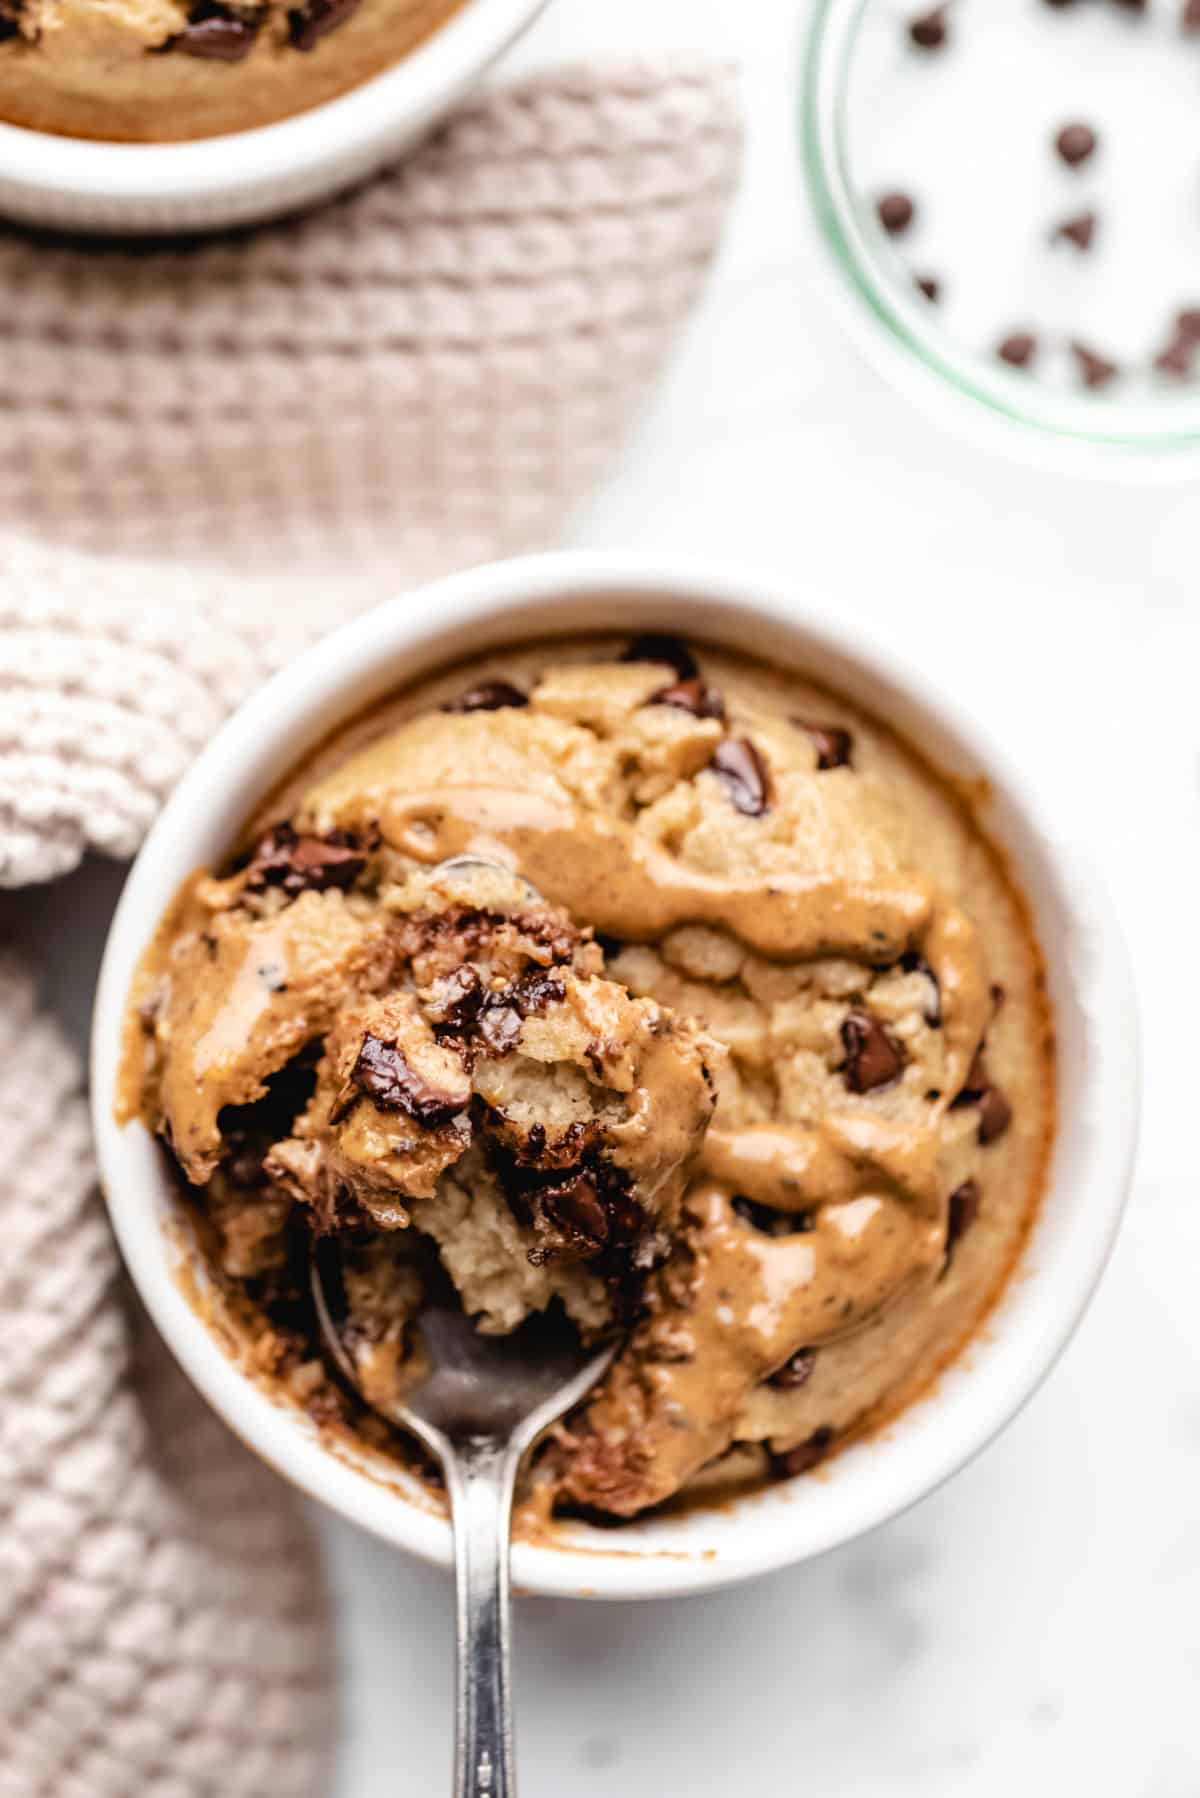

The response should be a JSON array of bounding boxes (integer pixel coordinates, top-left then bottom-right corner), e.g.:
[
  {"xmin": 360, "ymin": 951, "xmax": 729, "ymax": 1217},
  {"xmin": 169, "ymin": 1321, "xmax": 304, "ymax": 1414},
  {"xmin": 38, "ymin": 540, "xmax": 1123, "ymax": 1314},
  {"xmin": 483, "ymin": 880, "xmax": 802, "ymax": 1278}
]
[
  {"xmin": 90, "ymin": 551, "xmax": 1140, "ymax": 1599},
  {"xmin": 0, "ymin": 0, "xmax": 546, "ymax": 234}
]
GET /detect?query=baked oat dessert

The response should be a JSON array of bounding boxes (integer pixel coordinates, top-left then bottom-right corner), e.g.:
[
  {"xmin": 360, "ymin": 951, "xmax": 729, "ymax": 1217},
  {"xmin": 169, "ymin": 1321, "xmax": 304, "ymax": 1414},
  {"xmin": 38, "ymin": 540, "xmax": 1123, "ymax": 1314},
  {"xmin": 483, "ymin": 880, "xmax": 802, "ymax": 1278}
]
[
  {"xmin": 123, "ymin": 633, "xmax": 1055, "ymax": 1520},
  {"xmin": 0, "ymin": 0, "xmax": 463, "ymax": 141}
]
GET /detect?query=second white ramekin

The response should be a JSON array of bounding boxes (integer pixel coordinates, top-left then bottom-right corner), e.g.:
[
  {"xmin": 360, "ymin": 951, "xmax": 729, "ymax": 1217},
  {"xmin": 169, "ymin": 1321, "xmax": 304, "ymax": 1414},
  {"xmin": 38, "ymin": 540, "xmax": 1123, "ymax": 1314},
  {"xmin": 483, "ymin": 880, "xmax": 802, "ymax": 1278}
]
[{"xmin": 0, "ymin": 0, "xmax": 546, "ymax": 234}]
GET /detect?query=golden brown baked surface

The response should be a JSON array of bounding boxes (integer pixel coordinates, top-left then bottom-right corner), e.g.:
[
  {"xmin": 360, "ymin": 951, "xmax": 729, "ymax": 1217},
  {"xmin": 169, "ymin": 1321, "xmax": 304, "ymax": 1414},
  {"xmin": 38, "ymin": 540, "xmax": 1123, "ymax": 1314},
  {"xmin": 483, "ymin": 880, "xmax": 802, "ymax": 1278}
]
[
  {"xmin": 124, "ymin": 633, "xmax": 1055, "ymax": 1518},
  {"xmin": 0, "ymin": 0, "xmax": 463, "ymax": 141}
]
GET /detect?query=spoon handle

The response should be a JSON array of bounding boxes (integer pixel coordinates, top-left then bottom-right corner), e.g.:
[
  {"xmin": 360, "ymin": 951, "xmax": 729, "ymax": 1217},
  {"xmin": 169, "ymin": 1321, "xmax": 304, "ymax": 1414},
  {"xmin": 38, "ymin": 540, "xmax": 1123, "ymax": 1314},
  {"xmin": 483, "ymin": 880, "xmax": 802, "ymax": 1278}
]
[{"xmin": 447, "ymin": 1436, "xmax": 519, "ymax": 1798}]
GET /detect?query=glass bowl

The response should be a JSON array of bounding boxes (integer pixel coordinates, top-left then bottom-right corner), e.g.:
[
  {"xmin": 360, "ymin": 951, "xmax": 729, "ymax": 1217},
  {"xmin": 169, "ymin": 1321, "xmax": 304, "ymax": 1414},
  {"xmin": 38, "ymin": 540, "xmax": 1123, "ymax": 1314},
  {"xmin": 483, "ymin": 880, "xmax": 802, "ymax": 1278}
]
[{"xmin": 800, "ymin": 0, "xmax": 1200, "ymax": 475}]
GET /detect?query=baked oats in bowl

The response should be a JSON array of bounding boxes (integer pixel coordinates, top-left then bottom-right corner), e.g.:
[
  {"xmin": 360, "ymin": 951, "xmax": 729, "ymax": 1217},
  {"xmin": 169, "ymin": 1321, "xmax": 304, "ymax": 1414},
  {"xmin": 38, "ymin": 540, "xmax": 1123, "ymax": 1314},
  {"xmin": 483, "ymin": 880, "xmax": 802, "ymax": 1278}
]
[{"xmin": 91, "ymin": 553, "xmax": 1138, "ymax": 1596}]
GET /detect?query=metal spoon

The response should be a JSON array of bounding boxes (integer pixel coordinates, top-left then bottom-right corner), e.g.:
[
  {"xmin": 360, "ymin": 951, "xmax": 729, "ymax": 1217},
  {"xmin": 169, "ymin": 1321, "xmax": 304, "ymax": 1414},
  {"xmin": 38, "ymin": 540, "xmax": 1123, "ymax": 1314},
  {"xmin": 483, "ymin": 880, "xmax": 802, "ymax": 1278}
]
[{"xmin": 312, "ymin": 1231, "xmax": 615, "ymax": 1797}]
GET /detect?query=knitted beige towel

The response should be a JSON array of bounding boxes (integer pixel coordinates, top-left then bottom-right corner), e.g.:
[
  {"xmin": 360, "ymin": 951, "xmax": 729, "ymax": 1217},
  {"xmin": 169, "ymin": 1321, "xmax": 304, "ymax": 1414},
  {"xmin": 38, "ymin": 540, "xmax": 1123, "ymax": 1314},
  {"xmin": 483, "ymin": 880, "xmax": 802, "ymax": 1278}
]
[{"xmin": 0, "ymin": 55, "xmax": 740, "ymax": 1798}]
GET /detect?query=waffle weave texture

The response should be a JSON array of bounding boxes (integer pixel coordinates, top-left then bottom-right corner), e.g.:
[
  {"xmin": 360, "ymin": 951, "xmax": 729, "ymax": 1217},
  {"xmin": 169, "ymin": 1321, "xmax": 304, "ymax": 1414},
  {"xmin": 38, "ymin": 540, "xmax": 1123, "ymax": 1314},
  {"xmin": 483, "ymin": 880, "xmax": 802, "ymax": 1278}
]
[{"xmin": 0, "ymin": 55, "xmax": 740, "ymax": 1798}]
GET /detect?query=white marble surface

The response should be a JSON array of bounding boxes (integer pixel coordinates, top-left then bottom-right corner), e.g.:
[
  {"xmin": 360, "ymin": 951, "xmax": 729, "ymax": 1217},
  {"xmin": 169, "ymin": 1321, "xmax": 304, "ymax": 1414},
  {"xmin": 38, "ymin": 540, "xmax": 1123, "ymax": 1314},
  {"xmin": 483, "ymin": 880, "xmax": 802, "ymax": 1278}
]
[{"xmin": 10, "ymin": 1, "xmax": 1200, "ymax": 1792}]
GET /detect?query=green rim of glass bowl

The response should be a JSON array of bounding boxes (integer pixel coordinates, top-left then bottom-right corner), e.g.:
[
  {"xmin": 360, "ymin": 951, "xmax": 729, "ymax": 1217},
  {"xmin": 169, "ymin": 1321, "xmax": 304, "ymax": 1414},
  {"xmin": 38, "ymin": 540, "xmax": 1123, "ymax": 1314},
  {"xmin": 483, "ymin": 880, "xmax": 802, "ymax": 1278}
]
[{"xmin": 799, "ymin": 0, "xmax": 1200, "ymax": 468}]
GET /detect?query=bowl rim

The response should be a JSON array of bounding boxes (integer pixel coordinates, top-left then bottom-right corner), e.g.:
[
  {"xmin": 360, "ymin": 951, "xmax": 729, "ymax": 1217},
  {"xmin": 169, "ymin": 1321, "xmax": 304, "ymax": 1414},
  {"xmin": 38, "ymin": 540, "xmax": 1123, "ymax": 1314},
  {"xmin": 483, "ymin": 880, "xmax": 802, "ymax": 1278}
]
[
  {"xmin": 90, "ymin": 549, "xmax": 1141, "ymax": 1599},
  {"xmin": 0, "ymin": 0, "xmax": 547, "ymax": 207}
]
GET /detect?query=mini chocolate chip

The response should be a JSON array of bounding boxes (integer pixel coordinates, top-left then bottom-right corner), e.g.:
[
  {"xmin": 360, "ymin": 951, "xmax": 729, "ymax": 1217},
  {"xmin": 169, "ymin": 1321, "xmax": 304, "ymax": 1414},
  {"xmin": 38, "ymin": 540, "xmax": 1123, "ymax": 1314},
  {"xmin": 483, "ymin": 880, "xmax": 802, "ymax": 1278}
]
[
  {"xmin": 952, "ymin": 1046, "xmax": 988, "ymax": 1105},
  {"xmin": 349, "ymin": 1034, "xmax": 468, "ymax": 1128},
  {"xmin": 915, "ymin": 274, "xmax": 941, "ymax": 303},
  {"xmin": 1071, "ymin": 340, "xmax": 1118, "ymax": 388},
  {"xmin": 649, "ymin": 678, "xmax": 726, "ymax": 721},
  {"xmin": 513, "ymin": 968, "xmax": 566, "ymax": 1015},
  {"xmin": 711, "ymin": 738, "xmax": 771, "ymax": 816},
  {"xmin": 977, "ymin": 1085, "xmax": 1013, "ymax": 1146},
  {"xmin": 1055, "ymin": 122, "xmax": 1097, "ymax": 168},
  {"xmin": 769, "ymin": 1348, "xmax": 817, "ymax": 1391},
  {"xmin": 427, "ymin": 964, "xmax": 484, "ymax": 1035},
  {"xmin": 877, "ymin": 192, "xmax": 916, "ymax": 235},
  {"xmin": 441, "ymin": 679, "xmax": 528, "ymax": 714},
  {"xmin": 990, "ymin": 983, "xmax": 1006, "ymax": 1013},
  {"xmin": 1185, "ymin": 0, "xmax": 1200, "ymax": 31},
  {"xmin": 0, "ymin": 1, "xmax": 18, "ymax": 41},
  {"xmin": 997, "ymin": 331, "xmax": 1037, "ymax": 370},
  {"xmin": 732, "ymin": 1195, "xmax": 815, "ymax": 1237},
  {"xmin": 1054, "ymin": 210, "xmax": 1097, "ymax": 251},
  {"xmin": 841, "ymin": 1011, "xmax": 906, "ymax": 1094},
  {"xmin": 899, "ymin": 950, "xmax": 941, "ymax": 1026},
  {"xmin": 946, "ymin": 1179, "xmax": 980, "ymax": 1251},
  {"xmin": 594, "ymin": 933, "xmax": 624, "ymax": 959},
  {"xmin": 1155, "ymin": 337, "xmax": 1194, "ymax": 379},
  {"xmin": 477, "ymin": 1000, "xmax": 522, "ymax": 1056},
  {"xmin": 169, "ymin": 2, "xmax": 261, "ymax": 58},
  {"xmin": 287, "ymin": 0, "xmax": 359, "ymax": 47},
  {"xmin": 245, "ymin": 822, "xmax": 365, "ymax": 896},
  {"xmin": 793, "ymin": 718, "xmax": 853, "ymax": 770},
  {"xmin": 619, "ymin": 634, "xmax": 699, "ymax": 681},
  {"xmin": 774, "ymin": 1427, "xmax": 835, "ymax": 1478},
  {"xmin": 909, "ymin": 6, "xmax": 948, "ymax": 48},
  {"xmin": 1176, "ymin": 307, "xmax": 1200, "ymax": 342}
]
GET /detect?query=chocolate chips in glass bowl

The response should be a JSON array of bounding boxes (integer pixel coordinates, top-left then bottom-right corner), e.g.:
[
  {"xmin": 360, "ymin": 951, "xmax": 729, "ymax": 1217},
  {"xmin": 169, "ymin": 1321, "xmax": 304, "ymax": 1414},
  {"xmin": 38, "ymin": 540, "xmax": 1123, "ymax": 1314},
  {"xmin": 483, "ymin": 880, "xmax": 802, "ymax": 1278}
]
[{"xmin": 841, "ymin": 0, "xmax": 1200, "ymax": 403}]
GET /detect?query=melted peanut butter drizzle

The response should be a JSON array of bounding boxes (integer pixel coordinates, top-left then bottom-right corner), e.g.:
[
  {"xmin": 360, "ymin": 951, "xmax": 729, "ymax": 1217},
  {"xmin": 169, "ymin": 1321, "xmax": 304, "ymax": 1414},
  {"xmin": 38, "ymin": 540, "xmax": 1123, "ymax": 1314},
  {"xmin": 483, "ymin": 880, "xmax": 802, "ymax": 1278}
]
[
  {"xmin": 699, "ymin": 1115, "xmax": 941, "ymax": 1217},
  {"xmin": 378, "ymin": 785, "xmax": 989, "ymax": 1093},
  {"xmin": 565, "ymin": 1183, "xmax": 945, "ymax": 1515}
]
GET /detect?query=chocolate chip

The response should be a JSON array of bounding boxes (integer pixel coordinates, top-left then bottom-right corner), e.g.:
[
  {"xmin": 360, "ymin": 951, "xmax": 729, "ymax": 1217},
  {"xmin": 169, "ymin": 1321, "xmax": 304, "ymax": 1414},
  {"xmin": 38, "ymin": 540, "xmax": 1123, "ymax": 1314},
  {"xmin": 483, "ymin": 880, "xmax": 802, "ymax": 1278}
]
[
  {"xmin": 711, "ymin": 738, "xmax": 771, "ymax": 816},
  {"xmin": 997, "ymin": 331, "xmax": 1037, "ymax": 370},
  {"xmin": 774, "ymin": 1427, "xmax": 835, "ymax": 1478},
  {"xmin": 0, "ymin": 0, "xmax": 21, "ymax": 36},
  {"xmin": 476, "ymin": 968, "xmax": 565, "ymax": 1057},
  {"xmin": 1185, "ymin": 0, "xmax": 1200, "ymax": 31},
  {"xmin": 840, "ymin": 1011, "xmax": 906, "ymax": 1094},
  {"xmin": 245, "ymin": 822, "xmax": 365, "ymax": 896},
  {"xmin": 648, "ymin": 678, "xmax": 726, "ymax": 721},
  {"xmin": 169, "ymin": 1, "xmax": 261, "ymax": 57},
  {"xmin": 899, "ymin": 950, "xmax": 941, "ymax": 1026},
  {"xmin": 915, "ymin": 274, "xmax": 941, "ymax": 303},
  {"xmin": 946, "ymin": 1179, "xmax": 980, "ymax": 1250},
  {"xmin": 441, "ymin": 679, "xmax": 528, "ymax": 714},
  {"xmin": 542, "ymin": 1172, "xmax": 609, "ymax": 1246},
  {"xmin": 908, "ymin": 6, "xmax": 948, "ymax": 48},
  {"xmin": 769, "ymin": 1348, "xmax": 817, "ymax": 1391},
  {"xmin": 1054, "ymin": 122, "xmax": 1097, "ymax": 168},
  {"xmin": 1071, "ymin": 340, "xmax": 1118, "ymax": 388},
  {"xmin": 347, "ymin": 1034, "xmax": 468, "ymax": 1128},
  {"xmin": 877, "ymin": 192, "xmax": 916, "ymax": 235},
  {"xmin": 619, "ymin": 634, "xmax": 699, "ymax": 681},
  {"xmin": 477, "ymin": 1000, "xmax": 522, "ymax": 1055},
  {"xmin": 427, "ymin": 965, "xmax": 484, "ymax": 1035},
  {"xmin": 594, "ymin": 933, "xmax": 624, "ymax": 959},
  {"xmin": 793, "ymin": 718, "xmax": 853, "ymax": 770},
  {"xmin": 1176, "ymin": 307, "xmax": 1200, "ymax": 342},
  {"xmin": 950, "ymin": 1049, "xmax": 1012, "ymax": 1145},
  {"xmin": 953, "ymin": 1047, "xmax": 988, "ymax": 1104},
  {"xmin": 1155, "ymin": 337, "xmax": 1194, "ymax": 379},
  {"xmin": 286, "ymin": 0, "xmax": 359, "ymax": 47},
  {"xmin": 990, "ymin": 983, "xmax": 1006, "ymax": 1013},
  {"xmin": 732, "ymin": 1195, "xmax": 815, "ymax": 1237},
  {"xmin": 1054, "ymin": 210, "xmax": 1097, "ymax": 251},
  {"xmin": 977, "ymin": 1086, "xmax": 1013, "ymax": 1146}
]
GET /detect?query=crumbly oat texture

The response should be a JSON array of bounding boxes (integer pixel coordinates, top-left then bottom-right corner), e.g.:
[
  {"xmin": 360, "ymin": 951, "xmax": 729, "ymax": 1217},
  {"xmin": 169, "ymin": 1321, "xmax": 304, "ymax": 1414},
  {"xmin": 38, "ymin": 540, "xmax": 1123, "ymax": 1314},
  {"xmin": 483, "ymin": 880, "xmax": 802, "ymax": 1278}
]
[
  {"xmin": 128, "ymin": 635, "xmax": 1054, "ymax": 1519},
  {"xmin": 0, "ymin": 0, "xmax": 464, "ymax": 141}
]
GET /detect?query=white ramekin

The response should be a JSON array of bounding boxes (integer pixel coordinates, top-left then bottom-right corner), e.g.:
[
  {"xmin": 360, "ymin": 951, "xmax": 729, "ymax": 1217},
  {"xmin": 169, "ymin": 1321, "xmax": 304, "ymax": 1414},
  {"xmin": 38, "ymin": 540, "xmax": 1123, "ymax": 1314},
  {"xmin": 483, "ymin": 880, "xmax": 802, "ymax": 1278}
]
[
  {"xmin": 0, "ymin": 0, "xmax": 546, "ymax": 234},
  {"xmin": 90, "ymin": 551, "xmax": 1140, "ymax": 1600}
]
